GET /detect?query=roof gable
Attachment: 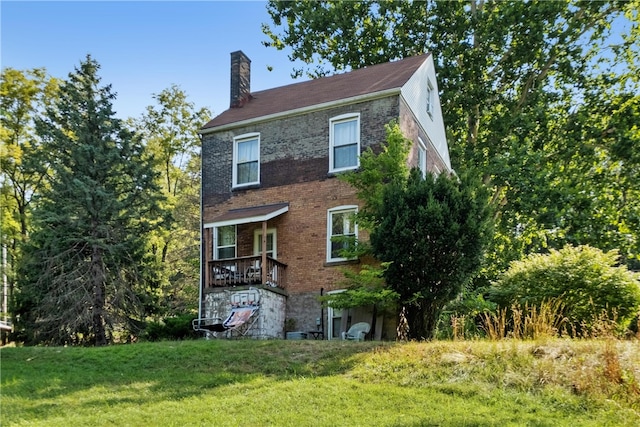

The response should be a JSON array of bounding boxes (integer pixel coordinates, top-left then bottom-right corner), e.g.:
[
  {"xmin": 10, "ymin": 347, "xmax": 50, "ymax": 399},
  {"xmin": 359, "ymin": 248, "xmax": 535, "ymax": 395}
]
[{"xmin": 202, "ymin": 54, "xmax": 431, "ymax": 130}]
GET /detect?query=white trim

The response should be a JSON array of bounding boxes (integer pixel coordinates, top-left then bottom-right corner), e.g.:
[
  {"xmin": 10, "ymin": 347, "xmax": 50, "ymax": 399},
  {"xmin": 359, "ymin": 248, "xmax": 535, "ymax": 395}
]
[
  {"xmin": 326, "ymin": 205, "xmax": 358, "ymax": 263},
  {"xmin": 326, "ymin": 289, "xmax": 345, "ymax": 340},
  {"xmin": 199, "ymin": 88, "xmax": 400, "ymax": 135},
  {"xmin": 417, "ymin": 137, "xmax": 427, "ymax": 178},
  {"xmin": 203, "ymin": 205, "xmax": 289, "ymax": 229},
  {"xmin": 214, "ymin": 225, "xmax": 237, "ymax": 260},
  {"xmin": 232, "ymin": 132, "xmax": 260, "ymax": 188},
  {"xmin": 329, "ymin": 113, "xmax": 360, "ymax": 173},
  {"xmin": 426, "ymin": 79, "xmax": 434, "ymax": 118},
  {"xmin": 253, "ymin": 228, "xmax": 277, "ymax": 259}
]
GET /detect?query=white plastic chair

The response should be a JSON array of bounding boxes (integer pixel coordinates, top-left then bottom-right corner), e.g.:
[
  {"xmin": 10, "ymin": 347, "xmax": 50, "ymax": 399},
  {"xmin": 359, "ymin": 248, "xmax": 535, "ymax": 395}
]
[{"xmin": 341, "ymin": 322, "xmax": 371, "ymax": 341}]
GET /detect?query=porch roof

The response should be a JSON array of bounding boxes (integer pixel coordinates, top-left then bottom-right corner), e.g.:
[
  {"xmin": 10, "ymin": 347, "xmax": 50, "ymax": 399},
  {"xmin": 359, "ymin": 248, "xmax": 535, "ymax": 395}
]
[{"xmin": 204, "ymin": 202, "xmax": 289, "ymax": 228}]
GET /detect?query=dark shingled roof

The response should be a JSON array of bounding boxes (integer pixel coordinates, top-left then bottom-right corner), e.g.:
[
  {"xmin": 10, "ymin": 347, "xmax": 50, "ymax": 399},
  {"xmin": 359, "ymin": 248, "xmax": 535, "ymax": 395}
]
[
  {"xmin": 208, "ymin": 203, "xmax": 290, "ymax": 226},
  {"xmin": 202, "ymin": 54, "xmax": 431, "ymax": 130}
]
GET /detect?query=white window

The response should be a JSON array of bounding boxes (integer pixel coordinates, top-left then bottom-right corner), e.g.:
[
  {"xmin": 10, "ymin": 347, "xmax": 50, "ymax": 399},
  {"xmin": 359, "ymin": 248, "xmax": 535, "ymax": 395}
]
[
  {"xmin": 417, "ymin": 138, "xmax": 427, "ymax": 178},
  {"xmin": 426, "ymin": 81, "xmax": 434, "ymax": 118},
  {"xmin": 215, "ymin": 225, "xmax": 236, "ymax": 260},
  {"xmin": 233, "ymin": 133, "xmax": 260, "ymax": 187},
  {"xmin": 329, "ymin": 114, "xmax": 360, "ymax": 173},
  {"xmin": 254, "ymin": 228, "xmax": 277, "ymax": 259},
  {"xmin": 327, "ymin": 206, "xmax": 358, "ymax": 262},
  {"xmin": 326, "ymin": 289, "xmax": 345, "ymax": 340}
]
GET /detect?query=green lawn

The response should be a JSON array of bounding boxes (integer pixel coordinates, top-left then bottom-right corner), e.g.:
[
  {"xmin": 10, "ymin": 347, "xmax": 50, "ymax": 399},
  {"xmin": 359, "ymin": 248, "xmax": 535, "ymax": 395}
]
[{"xmin": 2, "ymin": 339, "xmax": 639, "ymax": 426}]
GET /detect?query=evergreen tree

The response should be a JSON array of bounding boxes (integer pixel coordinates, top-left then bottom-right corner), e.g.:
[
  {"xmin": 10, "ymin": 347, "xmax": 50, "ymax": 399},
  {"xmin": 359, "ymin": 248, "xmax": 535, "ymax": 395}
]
[
  {"xmin": 371, "ymin": 169, "xmax": 492, "ymax": 339},
  {"xmin": 14, "ymin": 56, "xmax": 165, "ymax": 346}
]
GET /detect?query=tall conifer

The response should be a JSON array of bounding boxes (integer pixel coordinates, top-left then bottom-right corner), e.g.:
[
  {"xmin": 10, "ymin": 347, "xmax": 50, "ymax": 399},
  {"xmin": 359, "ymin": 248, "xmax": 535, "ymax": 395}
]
[{"xmin": 16, "ymin": 56, "xmax": 165, "ymax": 345}]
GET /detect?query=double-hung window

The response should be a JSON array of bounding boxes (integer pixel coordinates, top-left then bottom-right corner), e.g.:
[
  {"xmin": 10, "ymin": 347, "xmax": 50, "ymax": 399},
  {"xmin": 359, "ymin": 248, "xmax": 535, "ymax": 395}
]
[
  {"xmin": 327, "ymin": 206, "xmax": 358, "ymax": 262},
  {"xmin": 426, "ymin": 81, "xmax": 434, "ymax": 118},
  {"xmin": 417, "ymin": 137, "xmax": 427, "ymax": 178},
  {"xmin": 215, "ymin": 225, "xmax": 236, "ymax": 260},
  {"xmin": 329, "ymin": 114, "xmax": 360, "ymax": 173},
  {"xmin": 233, "ymin": 133, "xmax": 260, "ymax": 187}
]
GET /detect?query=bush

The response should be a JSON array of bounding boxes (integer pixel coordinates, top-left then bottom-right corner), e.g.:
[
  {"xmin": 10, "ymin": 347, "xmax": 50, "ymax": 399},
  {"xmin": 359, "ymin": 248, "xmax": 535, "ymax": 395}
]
[
  {"xmin": 143, "ymin": 313, "xmax": 198, "ymax": 341},
  {"xmin": 488, "ymin": 245, "xmax": 640, "ymax": 336}
]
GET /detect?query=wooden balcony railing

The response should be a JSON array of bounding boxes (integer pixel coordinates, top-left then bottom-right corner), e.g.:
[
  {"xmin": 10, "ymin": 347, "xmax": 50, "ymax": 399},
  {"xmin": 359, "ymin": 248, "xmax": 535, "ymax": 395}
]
[{"xmin": 206, "ymin": 255, "xmax": 287, "ymax": 288}]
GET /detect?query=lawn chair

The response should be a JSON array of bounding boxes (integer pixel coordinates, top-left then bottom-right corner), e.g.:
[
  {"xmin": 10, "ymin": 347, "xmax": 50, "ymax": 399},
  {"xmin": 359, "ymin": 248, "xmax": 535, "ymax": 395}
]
[{"xmin": 341, "ymin": 322, "xmax": 370, "ymax": 341}]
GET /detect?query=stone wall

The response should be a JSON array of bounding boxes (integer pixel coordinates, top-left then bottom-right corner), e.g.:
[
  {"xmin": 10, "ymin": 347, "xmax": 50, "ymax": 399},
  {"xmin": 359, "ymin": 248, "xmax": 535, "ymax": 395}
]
[{"xmin": 202, "ymin": 287, "xmax": 286, "ymax": 339}]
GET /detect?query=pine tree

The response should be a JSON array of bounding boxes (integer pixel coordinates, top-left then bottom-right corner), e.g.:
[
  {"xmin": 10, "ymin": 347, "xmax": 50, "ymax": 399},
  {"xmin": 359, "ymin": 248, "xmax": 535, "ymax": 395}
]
[{"xmin": 15, "ymin": 56, "xmax": 165, "ymax": 346}]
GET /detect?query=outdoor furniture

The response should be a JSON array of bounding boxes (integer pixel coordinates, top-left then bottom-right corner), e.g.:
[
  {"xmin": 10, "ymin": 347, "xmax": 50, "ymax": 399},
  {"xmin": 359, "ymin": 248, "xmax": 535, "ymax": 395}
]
[{"xmin": 341, "ymin": 322, "xmax": 370, "ymax": 341}]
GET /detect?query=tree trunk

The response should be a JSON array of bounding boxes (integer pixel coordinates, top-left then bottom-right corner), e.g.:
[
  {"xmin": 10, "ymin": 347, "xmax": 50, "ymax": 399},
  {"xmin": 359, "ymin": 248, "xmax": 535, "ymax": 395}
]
[{"xmin": 91, "ymin": 245, "xmax": 107, "ymax": 346}]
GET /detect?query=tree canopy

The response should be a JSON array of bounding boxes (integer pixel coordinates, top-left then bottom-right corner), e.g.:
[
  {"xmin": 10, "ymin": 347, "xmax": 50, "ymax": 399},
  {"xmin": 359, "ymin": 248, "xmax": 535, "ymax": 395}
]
[
  {"xmin": 263, "ymin": 0, "xmax": 640, "ymax": 276},
  {"xmin": 130, "ymin": 85, "xmax": 211, "ymax": 316},
  {"xmin": 14, "ymin": 57, "xmax": 166, "ymax": 345}
]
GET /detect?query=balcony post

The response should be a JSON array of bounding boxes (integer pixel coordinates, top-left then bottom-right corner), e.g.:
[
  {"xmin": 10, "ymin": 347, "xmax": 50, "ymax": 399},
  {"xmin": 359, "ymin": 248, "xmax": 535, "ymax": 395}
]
[{"xmin": 261, "ymin": 220, "xmax": 268, "ymax": 284}]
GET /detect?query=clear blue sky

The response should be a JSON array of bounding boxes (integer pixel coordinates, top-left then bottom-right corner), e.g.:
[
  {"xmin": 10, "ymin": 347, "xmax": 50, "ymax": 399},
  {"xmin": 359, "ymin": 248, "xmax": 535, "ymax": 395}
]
[{"xmin": 1, "ymin": 0, "xmax": 307, "ymax": 119}]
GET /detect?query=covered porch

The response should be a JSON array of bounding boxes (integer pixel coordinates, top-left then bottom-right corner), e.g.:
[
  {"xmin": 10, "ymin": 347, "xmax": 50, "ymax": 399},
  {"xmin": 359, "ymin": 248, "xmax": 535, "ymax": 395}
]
[{"xmin": 203, "ymin": 202, "xmax": 289, "ymax": 289}]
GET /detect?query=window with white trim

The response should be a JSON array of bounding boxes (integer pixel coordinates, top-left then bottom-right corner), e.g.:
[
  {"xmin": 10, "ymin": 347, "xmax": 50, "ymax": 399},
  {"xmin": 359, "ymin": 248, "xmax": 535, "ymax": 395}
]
[
  {"xmin": 426, "ymin": 80, "xmax": 434, "ymax": 118},
  {"xmin": 327, "ymin": 206, "xmax": 358, "ymax": 262},
  {"xmin": 329, "ymin": 114, "xmax": 360, "ymax": 172},
  {"xmin": 417, "ymin": 137, "xmax": 427, "ymax": 178},
  {"xmin": 233, "ymin": 133, "xmax": 260, "ymax": 187},
  {"xmin": 215, "ymin": 225, "xmax": 236, "ymax": 259}
]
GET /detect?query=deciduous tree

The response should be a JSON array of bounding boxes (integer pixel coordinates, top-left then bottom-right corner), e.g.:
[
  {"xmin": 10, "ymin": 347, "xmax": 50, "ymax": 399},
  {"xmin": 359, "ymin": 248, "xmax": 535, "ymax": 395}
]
[
  {"xmin": 263, "ymin": 0, "xmax": 640, "ymax": 276},
  {"xmin": 131, "ymin": 85, "xmax": 211, "ymax": 316},
  {"xmin": 0, "ymin": 68, "xmax": 58, "ymax": 323}
]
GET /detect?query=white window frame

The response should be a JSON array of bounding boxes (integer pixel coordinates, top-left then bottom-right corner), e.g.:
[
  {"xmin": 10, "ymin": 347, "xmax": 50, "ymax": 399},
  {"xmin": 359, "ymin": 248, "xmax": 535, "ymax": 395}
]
[
  {"xmin": 329, "ymin": 113, "xmax": 360, "ymax": 173},
  {"xmin": 253, "ymin": 228, "xmax": 277, "ymax": 259},
  {"xmin": 417, "ymin": 137, "xmax": 427, "ymax": 178},
  {"xmin": 326, "ymin": 205, "xmax": 358, "ymax": 263},
  {"xmin": 426, "ymin": 80, "xmax": 434, "ymax": 118},
  {"xmin": 232, "ymin": 132, "xmax": 260, "ymax": 188},
  {"xmin": 214, "ymin": 225, "xmax": 237, "ymax": 260},
  {"xmin": 326, "ymin": 289, "xmax": 345, "ymax": 340}
]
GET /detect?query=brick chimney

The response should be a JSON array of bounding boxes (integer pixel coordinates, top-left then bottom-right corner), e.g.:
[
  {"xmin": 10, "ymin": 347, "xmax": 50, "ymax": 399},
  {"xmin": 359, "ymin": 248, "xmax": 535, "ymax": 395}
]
[{"xmin": 230, "ymin": 51, "xmax": 251, "ymax": 108}]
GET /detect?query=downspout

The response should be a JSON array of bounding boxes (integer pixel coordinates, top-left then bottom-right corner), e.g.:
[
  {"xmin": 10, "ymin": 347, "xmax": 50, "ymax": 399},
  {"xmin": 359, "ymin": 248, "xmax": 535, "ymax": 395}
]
[{"xmin": 197, "ymin": 133, "xmax": 204, "ymax": 323}]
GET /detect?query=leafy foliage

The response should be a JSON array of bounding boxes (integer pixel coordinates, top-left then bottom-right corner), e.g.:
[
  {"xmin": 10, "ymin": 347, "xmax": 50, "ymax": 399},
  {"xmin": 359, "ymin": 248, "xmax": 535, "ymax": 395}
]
[
  {"xmin": 263, "ymin": 0, "xmax": 640, "ymax": 281},
  {"xmin": 488, "ymin": 245, "xmax": 640, "ymax": 334},
  {"xmin": 130, "ymin": 85, "xmax": 211, "ymax": 316},
  {"xmin": 0, "ymin": 68, "xmax": 59, "ymax": 321},
  {"xmin": 371, "ymin": 169, "xmax": 493, "ymax": 339},
  {"xmin": 14, "ymin": 56, "xmax": 166, "ymax": 345}
]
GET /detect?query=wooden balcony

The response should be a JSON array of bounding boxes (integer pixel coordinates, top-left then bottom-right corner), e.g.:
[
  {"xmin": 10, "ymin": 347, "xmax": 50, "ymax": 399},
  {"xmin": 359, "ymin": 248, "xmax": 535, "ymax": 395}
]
[{"xmin": 206, "ymin": 255, "xmax": 287, "ymax": 288}]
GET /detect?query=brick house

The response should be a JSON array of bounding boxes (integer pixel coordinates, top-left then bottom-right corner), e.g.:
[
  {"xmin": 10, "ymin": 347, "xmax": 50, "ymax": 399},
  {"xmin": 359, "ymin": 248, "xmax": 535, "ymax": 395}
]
[{"xmin": 196, "ymin": 51, "xmax": 452, "ymax": 340}]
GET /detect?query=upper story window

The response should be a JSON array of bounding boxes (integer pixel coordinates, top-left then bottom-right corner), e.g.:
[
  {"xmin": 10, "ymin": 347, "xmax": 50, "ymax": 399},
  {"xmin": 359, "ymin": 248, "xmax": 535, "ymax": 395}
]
[
  {"xmin": 329, "ymin": 114, "xmax": 360, "ymax": 173},
  {"xmin": 417, "ymin": 137, "xmax": 427, "ymax": 178},
  {"xmin": 426, "ymin": 80, "xmax": 434, "ymax": 118},
  {"xmin": 215, "ymin": 225, "xmax": 236, "ymax": 260},
  {"xmin": 327, "ymin": 205, "xmax": 358, "ymax": 262},
  {"xmin": 233, "ymin": 133, "xmax": 260, "ymax": 187}
]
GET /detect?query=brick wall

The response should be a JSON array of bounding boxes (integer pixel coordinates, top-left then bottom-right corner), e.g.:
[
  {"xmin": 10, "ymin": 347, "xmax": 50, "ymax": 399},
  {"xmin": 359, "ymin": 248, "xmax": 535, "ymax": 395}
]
[
  {"xmin": 201, "ymin": 95, "xmax": 400, "ymax": 207},
  {"xmin": 399, "ymin": 99, "xmax": 450, "ymax": 174},
  {"xmin": 200, "ymin": 93, "xmax": 447, "ymax": 338}
]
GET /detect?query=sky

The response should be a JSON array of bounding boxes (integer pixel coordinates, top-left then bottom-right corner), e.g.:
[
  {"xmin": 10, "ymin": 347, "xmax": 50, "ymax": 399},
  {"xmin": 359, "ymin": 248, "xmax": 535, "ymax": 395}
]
[{"xmin": 1, "ymin": 0, "xmax": 308, "ymax": 120}]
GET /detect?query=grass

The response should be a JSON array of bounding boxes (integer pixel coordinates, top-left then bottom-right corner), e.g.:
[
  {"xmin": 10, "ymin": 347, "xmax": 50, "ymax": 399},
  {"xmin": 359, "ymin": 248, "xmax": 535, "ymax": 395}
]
[{"xmin": 2, "ymin": 338, "xmax": 640, "ymax": 426}]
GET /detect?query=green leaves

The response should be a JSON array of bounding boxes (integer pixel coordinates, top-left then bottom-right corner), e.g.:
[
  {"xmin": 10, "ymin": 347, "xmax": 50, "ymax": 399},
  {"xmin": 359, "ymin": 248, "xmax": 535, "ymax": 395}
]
[
  {"xmin": 263, "ymin": 0, "xmax": 640, "ymax": 281},
  {"xmin": 489, "ymin": 245, "xmax": 640, "ymax": 334},
  {"xmin": 370, "ymin": 169, "xmax": 493, "ymax": 339}
]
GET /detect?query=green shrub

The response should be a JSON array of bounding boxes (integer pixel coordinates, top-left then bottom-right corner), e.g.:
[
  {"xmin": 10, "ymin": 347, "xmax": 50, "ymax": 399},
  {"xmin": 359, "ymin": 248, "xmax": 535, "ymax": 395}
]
[
  {"xmin": 488, "ymin": 245, "xmax": 640, "ymax": 336},
  {"xmin": 143, "ymin": 313, "xmax": 198, "ymax": 341}
]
